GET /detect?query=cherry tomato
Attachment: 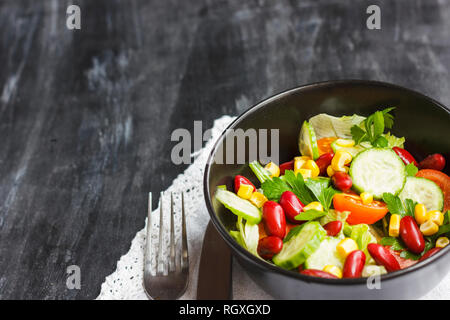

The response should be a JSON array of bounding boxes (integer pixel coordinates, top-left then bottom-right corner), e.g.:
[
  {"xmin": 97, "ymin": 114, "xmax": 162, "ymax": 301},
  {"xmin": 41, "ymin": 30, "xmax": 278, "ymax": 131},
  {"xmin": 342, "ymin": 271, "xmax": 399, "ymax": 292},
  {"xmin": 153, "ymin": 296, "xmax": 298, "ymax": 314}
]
[
  {"xmin": 279, "ymin": 191, "xmax": 304, "ymax": 224},
  {"xmin": 392, "ymin": 147, "xmax": 419, "ymax": 166},
  {"xmin": 333, "ymin": 193, "xmax": 388, "ymax": 225},
  {"xmin": 262, "ymin": 201, "xmax": 287, "ymax": 239},
  {"xmin": 279, "ymin": 160, "xmax": 294, "ymax": 175},
  {"xmin": 400, "ymin": 216, "xmax": 425, "ymax": 254},
  {"xmin": 419, "ymin": 247, "xmax": 442, "ymax": 262},
  {"xmin": 257, "ymin": 236, "xmax": 283, "ymax": 260},
  {"xmin": 317, "ymin": 137, "xmax": 337, "ymax": 155},
  {"xmin": 323, "ymin": 221, "xmax": 343, "ymax": 237},
  {"xmin": 343, "ymin": 250, "xmax": 366, "ymax": 278},
  {"xmin": 367, "ymin": 243, "xmax": 401, "ymax": 272},
  {"xmin": 315, "ymin": 152, "xmax": 334, "ymax": 176},
  {"xmin": 419, "ymin": 154, "xmax": 446, "ymax": 171},
  {"xmin": 416, "ymin": 169, "xmax": 450, "ymax": 211},
  {"xmin": 234, "ymin": 175, "xmax": 256, "ymax": 193},
  {"xmin": 331, "ymin": 172, "xmax": 352, "ymax": 192},
  {"xmin": 300, "ymin": 269, "xmax": 338, "ymax": 279}
]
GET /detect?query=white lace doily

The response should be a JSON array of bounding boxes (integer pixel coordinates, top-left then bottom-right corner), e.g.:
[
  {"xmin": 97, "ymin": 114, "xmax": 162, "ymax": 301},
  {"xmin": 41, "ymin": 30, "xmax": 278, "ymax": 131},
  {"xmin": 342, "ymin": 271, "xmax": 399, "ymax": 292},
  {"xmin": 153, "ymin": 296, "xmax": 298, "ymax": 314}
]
[{"xmin": 96, "ymin": 115, "xmax": 449, "ymax": 300}]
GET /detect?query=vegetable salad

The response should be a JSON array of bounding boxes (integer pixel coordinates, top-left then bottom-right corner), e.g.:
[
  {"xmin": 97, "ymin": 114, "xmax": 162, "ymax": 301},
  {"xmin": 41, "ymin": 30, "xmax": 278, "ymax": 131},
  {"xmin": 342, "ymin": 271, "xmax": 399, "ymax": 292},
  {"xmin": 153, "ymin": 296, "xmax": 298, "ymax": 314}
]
[{"xmin": 215, "ymin": 108, "xmax": 450, "ymax": 279}]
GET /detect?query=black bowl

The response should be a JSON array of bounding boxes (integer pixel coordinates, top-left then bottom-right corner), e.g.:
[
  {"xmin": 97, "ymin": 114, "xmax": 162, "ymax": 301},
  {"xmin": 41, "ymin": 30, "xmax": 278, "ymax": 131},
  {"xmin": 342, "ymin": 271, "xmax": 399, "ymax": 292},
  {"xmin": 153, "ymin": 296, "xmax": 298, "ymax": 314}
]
[{"xmin": 204, "ymin": 80, "xmax": 450, "ymax": 299}]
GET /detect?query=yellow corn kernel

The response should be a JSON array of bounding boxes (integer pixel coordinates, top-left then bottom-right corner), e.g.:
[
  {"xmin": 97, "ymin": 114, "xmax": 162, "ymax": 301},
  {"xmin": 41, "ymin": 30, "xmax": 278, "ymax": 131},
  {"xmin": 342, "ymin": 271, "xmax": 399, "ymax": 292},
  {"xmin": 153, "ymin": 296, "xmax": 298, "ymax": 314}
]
[
  {"xmin": 304, "ymin": 160, "xmax": 320, "ymax": 178},
  {"xmin": 335, "ymin": 138, "xmax": 355, "ymax": 148},
  {"xmin": 294, "ymin": 159, "xmax": 307, "ymax": 172},
  {"xmin": 264, "ymin": 162, "xmax": 280, "ymax": 178},
  {"xmin": 420, "ymin": 220, "xmax": 439, "ymax": 236},
  {"xmin": 295, "ymin": 156, "xmax": 312, "ymax": 161},
  {"xmin": 389, "ymin": 214, "xmax": 401, "ymax": 237},
  {"xmin": 337, "ymin": 238, "xmax": 358, "ymax": 259},
  {"xmin": 414, "ymin": 203, "xmax": 429, "ymax": 225},
  {"xmin": 323, "ymin": 265, "xmax": 342, "ymax": 278},
  {"xmin": 249, "ymin": 191, "xmax": 268, "ymax": 208},
  {"xmin": 331, "ymin": 149, "xmax": 352, "ymax": 172},
  {"xmin": 326, "ymin": 165, "xmax": 335, "ymax": 177},
  {"xmin": 360, "ymin": 192, "xmax": 373, "ymax": 205},
  {"xmin": 428, "ymin": 210, "xmax": 444, "ymax": 226},
  {"xmin": 295, "ymin": 168, "xmax": 312, "ymax": 179},
  {"xmin": 436, "ymin": 237, "xmax": 449, "ymax": 249},
  {"xmin": 303, "ymin": 201, "xmax": 323, "ymax": 212},
  {"xmin": 237, "ymin": 184, "xmax": 254, "ymax": 200}
]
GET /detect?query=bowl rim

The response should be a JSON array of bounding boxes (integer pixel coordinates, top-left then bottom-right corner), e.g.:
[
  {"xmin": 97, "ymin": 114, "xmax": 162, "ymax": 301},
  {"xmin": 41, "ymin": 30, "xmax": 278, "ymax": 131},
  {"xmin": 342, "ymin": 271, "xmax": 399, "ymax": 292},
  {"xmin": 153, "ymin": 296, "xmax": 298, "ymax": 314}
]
[{"xmin": 203, "ymin": 79, "xmax": 450, "ymax": 286}]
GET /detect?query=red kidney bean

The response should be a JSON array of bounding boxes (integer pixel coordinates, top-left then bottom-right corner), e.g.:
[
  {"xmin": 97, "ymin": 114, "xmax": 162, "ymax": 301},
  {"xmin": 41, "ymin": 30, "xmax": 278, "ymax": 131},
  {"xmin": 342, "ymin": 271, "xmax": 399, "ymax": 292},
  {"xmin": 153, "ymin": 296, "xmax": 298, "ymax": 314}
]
[
  {"xmin": 419, "ymin": 247, "xmax": 442, "ymax": 262},
  {"xmin": 392, "ymin": 147, "xmax": 419, "ymax": 166},
  {"xmin": 400, "ymin": 216, "xmax": 425, "ymax": 254},
  {"xmin": 367, "ymin": 243, "xmax": 401, "ymax": 272},
  {"xmin": 300, "ymin": 269, "xmax": 339, "ymax": 279},
  {"xmin": 323, "ymin": 221, "xmax": 343, "ymax": 237},
  {"xmin": 279, "ymin": 160, "xmax": 294, "ymax": 175},
  {"xmin": 331, "ymin": 172, "xmax": 352, "ymax": 192},
  {"xmin": 315, "ymin": 153, "xmax": 334, "ymax": 176},
  {"xmin": 262, "ymin": 201, "xmax": 287, "ymax": 238},
  {"xmin": 234, "ymin": 175, "xmax": 256, "ymax": 193},
  {"xmin": 343, "ymin": 250, "xmax": 366, "ymax": 278},
  {"xmin": 419, "ymin": 154, "xmax": 446, "ymax": 171},
  {"xmin": 279, "ymin": 191, "xmax": 304, "ymax": 224},
  {"xmin": 257, "ymin": 236, "xmax": 283, "ymax": 260}
]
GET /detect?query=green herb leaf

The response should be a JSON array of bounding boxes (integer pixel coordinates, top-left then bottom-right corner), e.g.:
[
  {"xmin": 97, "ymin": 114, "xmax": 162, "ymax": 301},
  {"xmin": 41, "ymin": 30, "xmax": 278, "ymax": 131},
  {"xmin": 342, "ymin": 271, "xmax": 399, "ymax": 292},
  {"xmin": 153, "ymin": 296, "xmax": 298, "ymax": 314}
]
[
  {"xmin": 400, "ymin": 250, "xmax": 420, "ymax": 260},
  {"xmin": 373, "ymin": 136, "xmax": 388, "ymax": 147},
  {"xmin": 435, "ymin": 222, "xmax": 450, "ymax": 238},
  {"xmin": 380, "ymin": 237, "xmax": 406, "ymax": 251},
  {"xmin": 382, "ymin": 193, "xmax": 406, "ymax": 216},
  {"xmin": 294, "ymin": 209, "xmax": 327, "ymax": 221},
  {"xmin": 372, "ymin": 111, "xmax": 385, "ymax": 138},
  {"xmin": 403, "ymin": 199, "xmax": 417, "ymax": 217},
  {"xmin": 382, "ymin": 107, "xmax": 396, "ymax": 129},
  {"xmin": 351, "ymin": 108, "xmax": 396, "ymax": 147},
  {"xmin": 260, "ymin": 177, "xmax": 290, "ymax": 201},
  {"xmin": 351, "ymin": 125, "xmax": 368, "ymax": 145},
  {"xmin": 405, "ymin": 163, "xmax": 419, "ymax": 177},
  {"xmin": 283, "ymin": 170, "xmax": 316, "ymax": 204}
]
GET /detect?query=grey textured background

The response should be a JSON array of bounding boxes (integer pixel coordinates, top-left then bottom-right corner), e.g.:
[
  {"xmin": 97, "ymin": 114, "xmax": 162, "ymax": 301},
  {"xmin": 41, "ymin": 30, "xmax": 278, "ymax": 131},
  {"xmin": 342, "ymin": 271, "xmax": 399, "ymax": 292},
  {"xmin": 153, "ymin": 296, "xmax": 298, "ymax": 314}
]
[{"xmin": 0, "ymin": 0, "xmax": 449, "ymax": 299}]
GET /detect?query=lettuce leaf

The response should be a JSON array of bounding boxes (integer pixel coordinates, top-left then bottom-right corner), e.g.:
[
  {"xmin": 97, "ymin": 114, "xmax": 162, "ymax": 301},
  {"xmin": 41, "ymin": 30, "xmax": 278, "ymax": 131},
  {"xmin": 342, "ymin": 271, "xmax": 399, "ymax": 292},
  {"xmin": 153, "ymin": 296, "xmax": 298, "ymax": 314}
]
[
  {"xmin": 230, "ymin": 217, "xmax": 261, "ymax": 258},
  {"xmin": 309, "ymin": 113, "xmax": 366, "ymax": 140}
]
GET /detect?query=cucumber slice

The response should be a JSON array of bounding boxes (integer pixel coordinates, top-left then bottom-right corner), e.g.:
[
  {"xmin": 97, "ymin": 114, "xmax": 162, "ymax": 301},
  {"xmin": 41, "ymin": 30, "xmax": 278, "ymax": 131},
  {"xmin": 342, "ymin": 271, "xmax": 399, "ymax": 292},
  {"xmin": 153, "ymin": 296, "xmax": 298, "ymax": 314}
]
[
  {"xmin": 305, "ymin": 237, "xmax": 344, "ymax": 270},
  {"xmin": 350, "ymin": 148, "xmax": 406, "ymax": 199},
  {"xmin": 273, "ymin": 221, "xmax": 326, "ymax": 269},
  {"xmin": 215, "ymin": 187, "xmax": 262, "ymax": 224},
  {"xmin": 398, "ymin": 177, "xmax": 444, "ymax": 211},
  {"xmin": 299, "ymin": 121, "xmax": 320, "ymax": 160}
]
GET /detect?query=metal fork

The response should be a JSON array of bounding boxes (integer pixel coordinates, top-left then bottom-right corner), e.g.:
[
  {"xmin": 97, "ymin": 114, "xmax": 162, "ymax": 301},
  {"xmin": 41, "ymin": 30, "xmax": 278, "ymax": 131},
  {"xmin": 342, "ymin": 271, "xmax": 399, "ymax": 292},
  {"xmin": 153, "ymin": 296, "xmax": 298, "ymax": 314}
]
[{"xmin": 143, "ymin": 192, "xmax": 189, "ymax": 300}]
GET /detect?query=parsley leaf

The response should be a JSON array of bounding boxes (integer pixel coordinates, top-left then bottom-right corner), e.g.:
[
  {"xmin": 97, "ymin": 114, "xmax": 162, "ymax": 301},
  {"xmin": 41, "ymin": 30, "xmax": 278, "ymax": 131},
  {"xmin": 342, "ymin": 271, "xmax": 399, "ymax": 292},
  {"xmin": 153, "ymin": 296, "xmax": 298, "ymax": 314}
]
[
  {"xmin": 350, "ymin": 125, "xmax": 367, "ymax": 145},
  {"xmin": 380, "ymin": 237, "xmax": 406, "ymax": 251},
  {"xmin": 294, "ymin": 209, "xmax": 327, "ymax": 221},
  {"xmin": 304, "ymin": 178, "xmax": 340, "ymax": 211},
  {"xmin": 260, "ymin": 177, "xmax": 290, "ymax": 201},
  {"xmin": 382, "ymin": 193, "xmax": 406, "ymax": 216},
  {"xmin": 405, "ymin": 163, "xmax": 419, "ymax": 177},
  {"xmin": 351, "ymin": 107, "xmax": 396, "ymax": 147},
  {"xmin": 283, "ymin": 170, "xmax": 315, "ymax": 204},
  {"xmin": 382, "ymin": 193, "xmax": 416, "ymax": 218}
]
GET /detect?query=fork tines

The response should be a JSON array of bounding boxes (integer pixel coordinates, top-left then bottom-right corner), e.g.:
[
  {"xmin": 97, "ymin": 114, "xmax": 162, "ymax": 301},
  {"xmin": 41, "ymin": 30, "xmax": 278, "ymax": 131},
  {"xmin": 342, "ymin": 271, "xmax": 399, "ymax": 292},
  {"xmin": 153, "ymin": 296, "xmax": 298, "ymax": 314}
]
[{"xmin": 143, "ymin": 191, "xmax": 189, "ymax": 300}]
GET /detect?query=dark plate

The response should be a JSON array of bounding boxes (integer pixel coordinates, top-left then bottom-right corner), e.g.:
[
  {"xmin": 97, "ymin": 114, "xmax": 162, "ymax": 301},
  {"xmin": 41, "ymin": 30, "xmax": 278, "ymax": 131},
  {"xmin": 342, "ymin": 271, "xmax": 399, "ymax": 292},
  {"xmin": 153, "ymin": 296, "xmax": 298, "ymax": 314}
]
[{"xmin": 204, "ymin": 80, "xmax": 450, "ymax": 299}]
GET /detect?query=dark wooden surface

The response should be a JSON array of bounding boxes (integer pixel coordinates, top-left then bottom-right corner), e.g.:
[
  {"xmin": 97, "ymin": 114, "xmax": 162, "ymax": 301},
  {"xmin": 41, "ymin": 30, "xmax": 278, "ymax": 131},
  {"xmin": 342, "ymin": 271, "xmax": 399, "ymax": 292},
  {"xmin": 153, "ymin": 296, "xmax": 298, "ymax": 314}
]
[{"xmin": 0, "ymin": 0, "xmax": 449, "ymax": 299}]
